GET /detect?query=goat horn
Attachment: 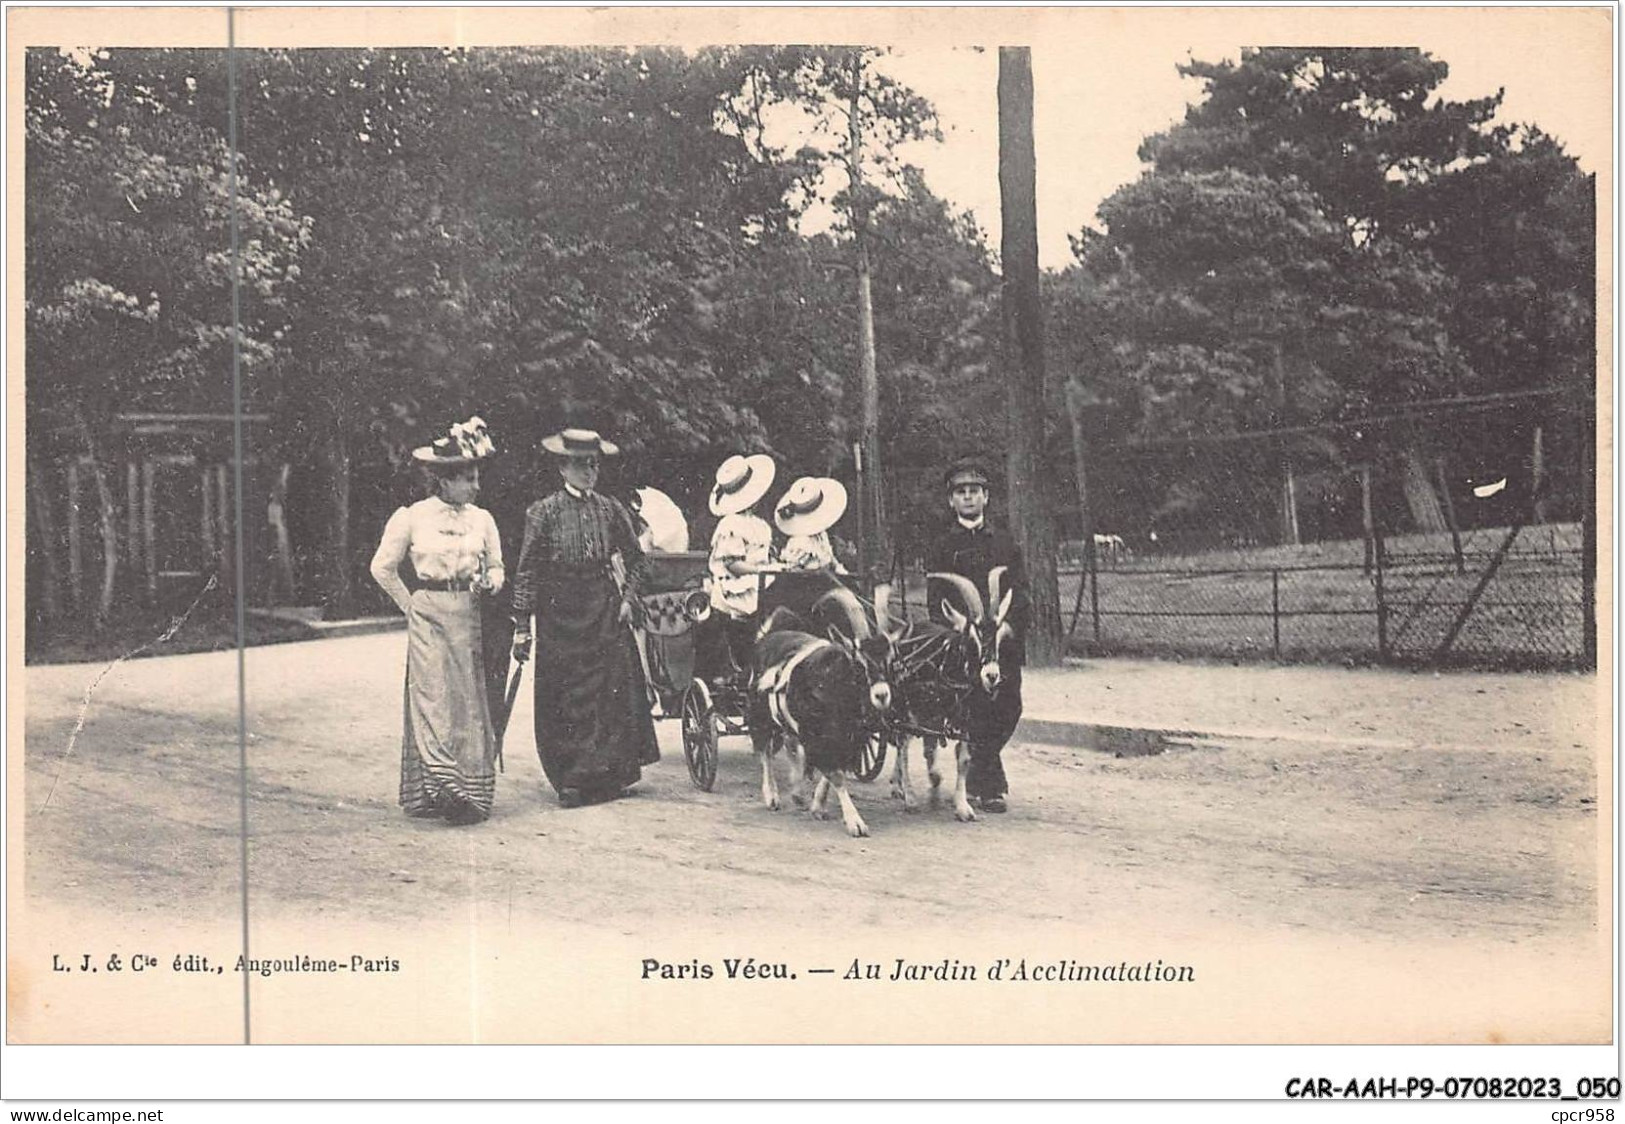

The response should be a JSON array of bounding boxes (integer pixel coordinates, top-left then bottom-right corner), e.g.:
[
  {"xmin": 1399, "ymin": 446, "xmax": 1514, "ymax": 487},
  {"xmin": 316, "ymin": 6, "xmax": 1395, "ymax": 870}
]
[
  {"xmin": 987, "ymin": 566, "xmax": 1008, "ymax": 612},
  {"xmin": 812, "ymin": 587, "xmax": 872, "ymax": 640},
  {"xmin": 756, "ymin": 605, "xmax": 802, "ymax": 641},
  {"xmin": 927, "ymin": 571, "xmax": 985, "ymax": 621}
]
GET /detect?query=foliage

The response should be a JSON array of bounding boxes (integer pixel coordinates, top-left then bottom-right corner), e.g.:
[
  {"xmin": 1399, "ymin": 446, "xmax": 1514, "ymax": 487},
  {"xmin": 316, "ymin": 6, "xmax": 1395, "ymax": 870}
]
[
  {"xmin": 25, "ymin": 47, "xmax": 309, "ymax": 426},
  {"xmin": 1052, "ymin": 46, "xmax": 1594, "ymax": 539},
  {"xmin": 27, "ymin": 44, "xmax": 990, "ymax": 612}
]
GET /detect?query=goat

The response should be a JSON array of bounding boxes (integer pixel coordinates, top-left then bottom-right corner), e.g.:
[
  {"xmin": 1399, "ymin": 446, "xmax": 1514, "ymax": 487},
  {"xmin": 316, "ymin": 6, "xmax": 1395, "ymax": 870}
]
[
  {"xmin": 757, "ymin": 578, "xmax": 900, "ymax": 810},
  {"xmin": 747, "ymin": 620, "xmax": 893, "ymax": 837},
  {"xmin": 888, "ymin": 570, "xmax": 1013, "ymax": 822}
]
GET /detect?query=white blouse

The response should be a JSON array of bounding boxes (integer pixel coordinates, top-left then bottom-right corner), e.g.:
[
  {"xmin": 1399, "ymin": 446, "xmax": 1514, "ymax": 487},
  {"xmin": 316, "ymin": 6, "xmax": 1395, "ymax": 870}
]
[
  {"xmin": 708, "ymin": 511, "xmax": 774, "ymax": 617},
  {"xmin": 781, "ymin": 532, "xmax": 844, "ymax": 573},
  {"xmin": 370, "ymin": 496, "xmax": 504, "ymax": 613}
]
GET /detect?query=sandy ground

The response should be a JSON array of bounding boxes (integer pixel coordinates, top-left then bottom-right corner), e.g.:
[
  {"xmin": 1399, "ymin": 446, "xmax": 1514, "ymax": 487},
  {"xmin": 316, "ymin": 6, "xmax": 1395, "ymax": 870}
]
[
  {"xmin": 18, "ymin": 632, "xmax": 1602, "ymax": 947},
  {"xmin": 10, "ymin": 632, "xmax": 1608, "ymax": 1047}
]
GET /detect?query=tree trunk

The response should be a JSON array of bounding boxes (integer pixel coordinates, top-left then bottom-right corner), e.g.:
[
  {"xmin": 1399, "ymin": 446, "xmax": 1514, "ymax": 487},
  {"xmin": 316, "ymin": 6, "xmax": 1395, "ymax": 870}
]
[
  {"xmin": 66, "ymin": 459, "xmax": 83, "ymax": 609},
  {"xmin": 126, "ymin": 462, "xmax": 141, "ymax": 599},
  {"xmin": 1434, "ymin": 456, "xmax": 1465, "ymax": 575},
  {"xmin": 268, "ymin": 461, "xmax": 297, "ymax": 604},
  {"xmin": 1064, "ymin": 380, "xmax": 1096, "ymax": 567},
  {"xmin": 71, "ymin": 405, "xmax": 119, "ymax": 629},
  {"xmin": 849, "ymin": 49, "xmax": 890, "ymax": 593},
  {"xmin": 1359, "ymin": 463, "xmax": 1376, "ymax": 575},
  {"xmin": 324, "ymin": 428, "xmax": 354, "ymax": 617},
  {"xmin": 1400, "ymin": 447, "xmax": 1448, "ymax": 533},
  {"xmin": 215, "ymin": 464, "xmax": 233, "ymax": 597},
  {"xmin": 1271, "ymin": 345, "xmax": 1300, "ymax": 545},
  {"xmin": 998, "ymin": 46, "xmax": 1063, "ymax": 666},
  {"xmin": 1530, "ymin": 424, "xmax": 1547, "ymax": 524},
  {"xmin": 26, "ymin": 449, "xmax": 62, "ymax": 622},
  {"xmin": 1278, "ymin": 455, "xmax": 1302, "ymax": 546}
]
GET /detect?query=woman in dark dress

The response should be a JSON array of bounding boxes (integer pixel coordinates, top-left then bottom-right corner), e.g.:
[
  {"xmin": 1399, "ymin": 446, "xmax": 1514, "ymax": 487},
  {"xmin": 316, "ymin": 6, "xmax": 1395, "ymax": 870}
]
[{"xmin": 509, "ymin": 429, "xmax": 660, "ymax": 807}]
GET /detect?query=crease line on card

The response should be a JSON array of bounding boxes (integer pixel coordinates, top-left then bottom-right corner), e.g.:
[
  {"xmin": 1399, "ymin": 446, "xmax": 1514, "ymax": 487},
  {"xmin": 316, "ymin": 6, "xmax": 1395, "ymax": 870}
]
[{"xmin": 226, "ymin": 4, "xmax": 255, "ymax": 1048}]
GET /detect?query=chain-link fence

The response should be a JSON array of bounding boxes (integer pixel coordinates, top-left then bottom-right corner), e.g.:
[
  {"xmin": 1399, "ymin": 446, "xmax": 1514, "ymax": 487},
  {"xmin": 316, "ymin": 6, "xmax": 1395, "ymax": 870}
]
[{"xmin": 1060, "ymin": 522, "xmax": 1591, "ymax": 670}]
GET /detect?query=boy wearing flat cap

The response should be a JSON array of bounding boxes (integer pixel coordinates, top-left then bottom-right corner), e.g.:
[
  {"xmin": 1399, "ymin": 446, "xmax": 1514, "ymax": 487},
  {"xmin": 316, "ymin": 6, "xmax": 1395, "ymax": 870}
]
[{"xmin": 927, "ymin": 455, "xmax": 1029, "ymax": 813}]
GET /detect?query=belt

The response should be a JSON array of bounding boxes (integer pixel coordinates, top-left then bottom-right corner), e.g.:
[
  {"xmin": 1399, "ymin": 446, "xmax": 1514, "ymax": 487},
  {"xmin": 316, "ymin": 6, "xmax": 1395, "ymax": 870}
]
[{"xmin": 416, "ymin": 578, "xmax": 474, "ymax": 592}]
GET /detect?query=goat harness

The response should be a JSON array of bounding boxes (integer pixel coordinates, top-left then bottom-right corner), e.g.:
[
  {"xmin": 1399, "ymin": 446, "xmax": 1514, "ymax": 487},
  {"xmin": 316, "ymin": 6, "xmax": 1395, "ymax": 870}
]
[{"xmin": 755, "ymin": 637, "xmax": 833, "ymax": 738}]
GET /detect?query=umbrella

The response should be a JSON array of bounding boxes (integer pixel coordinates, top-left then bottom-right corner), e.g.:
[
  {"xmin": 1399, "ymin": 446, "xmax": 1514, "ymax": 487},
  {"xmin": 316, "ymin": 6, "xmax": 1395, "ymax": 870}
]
[
  {"xmin": 634, "ymin": 486, "xmax": 689, "ymax": 553},
  {"xmin": 492, "ymin": 652, "xmax": 527, "ymax": 772}
]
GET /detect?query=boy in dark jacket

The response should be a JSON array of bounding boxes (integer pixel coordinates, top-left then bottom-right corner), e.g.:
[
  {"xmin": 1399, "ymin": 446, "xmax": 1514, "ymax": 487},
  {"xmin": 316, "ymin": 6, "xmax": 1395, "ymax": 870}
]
[{"xmin": 925, "ymin": 456, "xmax": 1028, "ymax": 813}]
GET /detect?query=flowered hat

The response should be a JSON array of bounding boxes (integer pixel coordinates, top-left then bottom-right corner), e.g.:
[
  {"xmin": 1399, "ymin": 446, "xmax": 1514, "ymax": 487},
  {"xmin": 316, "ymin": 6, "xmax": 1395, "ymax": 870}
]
[
  {"xmin": 774, "ymin": 476, "xmax": 848, "ymax": 537},
  {"xmin": 412, "ymin": 416, "xmax": 495, "ymax": 466},
  {"xmin": 541, "ymin": 427, "xmax": 621, "ymax": 457},
  {"xmin": 709, "ymin": 453, "xmax": 776, "ymax": 517}
]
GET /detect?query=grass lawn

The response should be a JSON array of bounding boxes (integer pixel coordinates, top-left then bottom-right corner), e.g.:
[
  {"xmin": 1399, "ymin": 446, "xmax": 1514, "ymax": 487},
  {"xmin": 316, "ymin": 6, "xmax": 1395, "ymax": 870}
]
[{"xmin": 898, "ymin": 523, "xmax": 1586, "ymax": 669}]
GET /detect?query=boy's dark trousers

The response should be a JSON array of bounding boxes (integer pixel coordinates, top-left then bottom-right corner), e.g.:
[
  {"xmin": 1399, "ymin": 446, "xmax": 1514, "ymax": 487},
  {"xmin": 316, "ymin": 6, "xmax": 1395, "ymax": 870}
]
[{"xmin": 966, "ymin": 667, "xmax": 1022, "ymax": 800}]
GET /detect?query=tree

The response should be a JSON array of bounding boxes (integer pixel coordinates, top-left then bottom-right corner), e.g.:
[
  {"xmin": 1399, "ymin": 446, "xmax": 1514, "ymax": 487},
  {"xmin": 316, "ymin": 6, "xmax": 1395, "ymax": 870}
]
[
  {"xmin": 1145, "ymin": 49, "xmax": 1504, "ymax": 245},
  {"xmin": 998, "ymin": 47, "xmax": 1063, "ymax": 665},
  {"xmin": 1421, "ymin": 126, "xmax": 1595, "ymax": 520},
  {"xmin": 1143, "ymin": 47, "xmax": 1593, "ymax": 530},
  {"xmin": 719, "ymin": 46, "xmax": 940, "ymax": 583},
  {"xmin": 175, "ymin": 46, "xmax": 815, "ymax": 606},
  {"xmin": 25, "ymin": 47, "xmax": 308, "ymax": 625},
  {"xmin": 1052, "ymin": 46, "xmax": 1590, "ymax": 543},
  {"xmin": 27, "ymin": 44, "xmax": 966, "ymax": 626}
]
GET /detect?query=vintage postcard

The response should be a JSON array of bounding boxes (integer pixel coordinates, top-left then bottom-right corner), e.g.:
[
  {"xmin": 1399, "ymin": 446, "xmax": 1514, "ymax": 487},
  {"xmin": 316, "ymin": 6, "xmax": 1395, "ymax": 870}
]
[{"xmin": 5, "ymin": 2, "xmax": 1614, "ymax": 1099}]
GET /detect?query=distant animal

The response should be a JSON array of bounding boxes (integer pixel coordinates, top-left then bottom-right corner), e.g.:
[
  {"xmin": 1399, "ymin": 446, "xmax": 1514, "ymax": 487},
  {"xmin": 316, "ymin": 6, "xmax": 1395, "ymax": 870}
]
[
  {"xmin": 1092, "ymin": 532, "xmax": 1128, "ymax": 565},
  {"xmin": 748, "ymin": 617, "xmax": 894, "ymax": 837},
  {"xmin": 888, "ymin": 569, "xmax": 1014, "ymax": 822}
]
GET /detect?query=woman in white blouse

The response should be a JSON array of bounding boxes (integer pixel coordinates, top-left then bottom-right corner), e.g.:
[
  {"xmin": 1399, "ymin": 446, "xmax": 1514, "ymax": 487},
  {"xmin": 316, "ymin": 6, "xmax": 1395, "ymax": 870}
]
[{"xmin": 370, "ymin": 417, "xmax": 504, "ymax": 825}]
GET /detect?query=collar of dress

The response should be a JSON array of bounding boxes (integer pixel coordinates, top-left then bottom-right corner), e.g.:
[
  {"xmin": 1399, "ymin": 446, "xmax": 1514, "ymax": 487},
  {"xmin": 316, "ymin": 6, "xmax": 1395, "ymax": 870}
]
[
  {"xmin": 565, "ymin": 484, "xmax": 592, "ymax": 501},
  {"xmin": 957, "ymin": 516, "xmax": 985, "ymax": 532}
]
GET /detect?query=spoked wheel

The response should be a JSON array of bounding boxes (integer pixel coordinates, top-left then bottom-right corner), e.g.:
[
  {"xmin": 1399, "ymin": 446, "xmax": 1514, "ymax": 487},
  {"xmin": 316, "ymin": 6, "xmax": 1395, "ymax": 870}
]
[
  {"xmin": 856, "ymin": 730, "xmax": 891, "ymax": 783},
  {"xmin": 681, "ymin": 680, "xmax": 719, "ymax": 792}
]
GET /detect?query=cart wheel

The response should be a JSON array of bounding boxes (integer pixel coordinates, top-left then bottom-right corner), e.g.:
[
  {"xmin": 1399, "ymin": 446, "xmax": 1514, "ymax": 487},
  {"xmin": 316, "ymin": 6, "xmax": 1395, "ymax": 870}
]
[
  {"xmin": 681, "ymin": 680, "xmax": 719, "ymax": 792},
  {"xmin": 856, "ymin": 731, "xmax": 890, "ymax": 783}
]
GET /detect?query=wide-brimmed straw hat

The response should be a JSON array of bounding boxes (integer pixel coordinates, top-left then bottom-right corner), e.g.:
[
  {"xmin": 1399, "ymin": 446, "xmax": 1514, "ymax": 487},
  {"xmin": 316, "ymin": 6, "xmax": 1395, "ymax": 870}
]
[
  {"xmin": 411, "ymin": 416, "xmax": 496, "ymax": 467},
  {"xmin": 709, "ymin": 453, "xmax": 776, "ymax": 517},
  {"xmin": 541, "ymin": 427, "xmax": 621, "ymax": 457},
  {"xmin": 774, "ymin": 476, "xmax": 848, "ymax": 537}
]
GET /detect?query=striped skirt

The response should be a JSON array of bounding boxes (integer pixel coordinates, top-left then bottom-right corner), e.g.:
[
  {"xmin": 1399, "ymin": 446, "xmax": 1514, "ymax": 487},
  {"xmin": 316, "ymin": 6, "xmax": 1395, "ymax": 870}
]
[{"xmin": 399, "ymin": 589, "xmax": 497, "ymax": 822}]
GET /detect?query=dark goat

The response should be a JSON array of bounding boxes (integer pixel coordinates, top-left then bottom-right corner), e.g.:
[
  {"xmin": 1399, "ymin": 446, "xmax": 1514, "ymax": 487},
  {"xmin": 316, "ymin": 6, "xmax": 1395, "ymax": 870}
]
[
  {"xmin": 888, "ymin": 570, "xmax": 1014, "ymax": 821},
  {"xmin": 748, "ymin": 621, "xmax": 892, "ymax": 837},
  {"xmin": 758, "ymin": 579, "xmax": 900, "ymax": 809}
]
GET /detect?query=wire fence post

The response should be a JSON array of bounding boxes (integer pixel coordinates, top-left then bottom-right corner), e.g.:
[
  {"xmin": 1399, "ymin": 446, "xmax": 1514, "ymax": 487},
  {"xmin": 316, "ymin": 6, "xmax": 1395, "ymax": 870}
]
[
  {"xmin": 1373, "ymin": 522, "xmax": 1389, "ymax": 663},
  {"xmin": 1089, "ymin": 544, "xmax": 1102, "ymax": 644},
  {"xmin": 1271, "ymin": 568, "xmax": 1280, "ymax": 659},
  {"xmin": 1065, "ymin": 560, "xmax": 1088, "ymax": 643},
  {"xmin": 1582, "ymin": 512, "xmax": 1596, "ymax": 670},
  {"xmin": 1580, "ymin": 383, "xmax": 1597, "ymax": 671}
]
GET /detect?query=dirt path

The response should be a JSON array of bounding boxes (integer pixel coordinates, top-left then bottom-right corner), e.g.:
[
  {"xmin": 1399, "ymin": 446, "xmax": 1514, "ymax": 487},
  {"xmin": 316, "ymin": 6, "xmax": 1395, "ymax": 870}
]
[{"xmin": 21, "ymin": 633, "xmax": 1601, "ymax": 945}]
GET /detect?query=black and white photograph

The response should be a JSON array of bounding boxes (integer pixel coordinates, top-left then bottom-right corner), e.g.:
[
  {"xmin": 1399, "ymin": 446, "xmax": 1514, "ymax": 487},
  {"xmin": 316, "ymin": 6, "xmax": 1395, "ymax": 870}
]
[{"xmin": 4, "ymin": 1, "xmax": 1615, "ymax": 1100}]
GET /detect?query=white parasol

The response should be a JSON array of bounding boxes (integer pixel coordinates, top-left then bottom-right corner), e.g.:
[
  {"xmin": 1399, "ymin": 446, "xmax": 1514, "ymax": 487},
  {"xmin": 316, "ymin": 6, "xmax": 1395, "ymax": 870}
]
[{"xmin": 634, "ymin": 487, "xmax": 690, "ymax": 553}]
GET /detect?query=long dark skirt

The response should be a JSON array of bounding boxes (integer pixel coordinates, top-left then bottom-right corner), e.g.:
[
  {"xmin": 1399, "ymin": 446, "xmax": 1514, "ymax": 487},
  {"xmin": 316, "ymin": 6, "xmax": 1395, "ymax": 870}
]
[
  {"xmin": 400, "ymin": 589, "xmax": 498, "ymax": 822},
  {"xmin": 532, "ymin": 569, "xmax": 660, "ymax": 796}
]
